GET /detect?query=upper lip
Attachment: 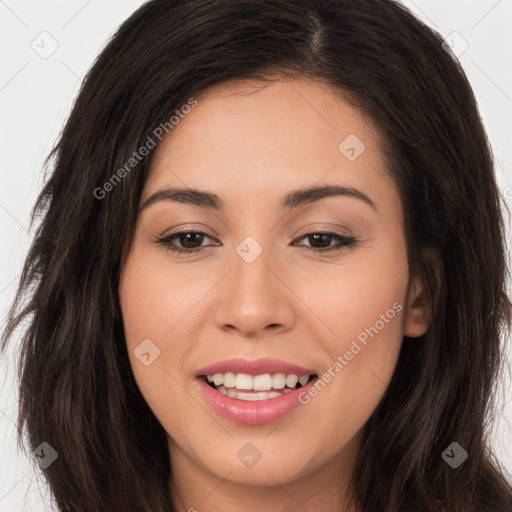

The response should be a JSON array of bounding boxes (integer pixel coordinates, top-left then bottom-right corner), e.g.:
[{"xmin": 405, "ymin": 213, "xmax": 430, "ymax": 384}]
[{"xmin": 196, "ymin": 357, "xmax": 317, "ymax": 377}]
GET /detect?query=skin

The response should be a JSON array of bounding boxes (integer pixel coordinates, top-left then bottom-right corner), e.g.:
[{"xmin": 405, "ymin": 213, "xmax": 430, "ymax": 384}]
[{"xmin": 118, "ymin": 78, "xmax": 431, "ymax": 512}]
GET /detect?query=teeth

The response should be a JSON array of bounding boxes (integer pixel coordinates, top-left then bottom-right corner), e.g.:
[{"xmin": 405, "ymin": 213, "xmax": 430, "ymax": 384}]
[
  {"xmin": 253, "ymin": 374, "xmax": 273, "ymax": 390},
  {"xmin": 205, "ymin": 372, "xmax": 313, "ymax": 391},
  {"xmin": 235, "ymin": 373, "xmax": 253, "ymax": 390},
  {"xmin": 237, "ymin": 391, "xmax": 259, "ymax": 401},
  {"xmin": 272, "ymin": 373, "xmax": 286, "ymax": 389},
  {"xmin": 223, "ymin": 372, "xmax": 236, "ymax": 388},
  {"xmin": 298, "ymin": 375, "xmax": 309, "ymax": 386},
  {"xmin": 286, "ymin": 374, "xmax": 298, "ymax": 388},
  {"xmin": 216, "ymin": 385, "xmax": 295, "ymax": 400}
]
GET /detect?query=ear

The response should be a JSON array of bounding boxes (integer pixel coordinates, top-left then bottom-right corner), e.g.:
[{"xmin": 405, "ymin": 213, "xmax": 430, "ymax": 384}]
[{"xmin": 403, "ymin": 249, "xmax": 441, "ymax": 338}]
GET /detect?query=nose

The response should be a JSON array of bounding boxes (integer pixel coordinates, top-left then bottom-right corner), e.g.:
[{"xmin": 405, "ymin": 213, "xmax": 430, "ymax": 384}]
[{"xmin": 213, "ymin": 242, "xmax": 295, "ymax": 338}]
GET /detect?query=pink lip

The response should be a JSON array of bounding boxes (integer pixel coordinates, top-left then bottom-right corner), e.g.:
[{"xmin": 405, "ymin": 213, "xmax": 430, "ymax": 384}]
[
  {"xmin": 195, "ymin": 375, "xmax": 318, "ymax": 425},
  {"xmin": 196, "ymin": 357, "xmax": 316, "ymax": 377}
]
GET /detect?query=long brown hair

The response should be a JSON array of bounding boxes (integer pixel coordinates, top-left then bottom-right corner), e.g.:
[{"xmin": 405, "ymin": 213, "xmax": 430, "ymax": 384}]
[{"xmin": 2, "ymin": 0, "xmax": 511, "ymax": 510}]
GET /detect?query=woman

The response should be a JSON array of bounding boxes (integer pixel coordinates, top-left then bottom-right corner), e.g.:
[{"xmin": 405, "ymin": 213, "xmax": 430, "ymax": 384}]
[{"xmin": 2, "ymin": 0, "xmax": 511, "ymax": 510}]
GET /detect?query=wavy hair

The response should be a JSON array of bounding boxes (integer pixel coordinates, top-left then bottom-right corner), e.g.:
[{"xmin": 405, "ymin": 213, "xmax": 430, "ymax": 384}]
[{"xmin": 2, "ymin": 0, "xmax": 512, "ymax": 510}]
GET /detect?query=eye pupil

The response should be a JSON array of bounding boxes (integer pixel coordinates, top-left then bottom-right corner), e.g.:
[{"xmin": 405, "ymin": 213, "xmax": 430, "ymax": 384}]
[
  {"xmin": 310, "ymin": 233, "xmax": 331, "ymax": 248},
  {"xmin": 180, "ymin": 232, "xmax": 203, "ymax": 248}
]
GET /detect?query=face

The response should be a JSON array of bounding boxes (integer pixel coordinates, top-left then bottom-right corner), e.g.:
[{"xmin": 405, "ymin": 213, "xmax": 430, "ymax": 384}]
[{"xmin": 119, "ymin": 78, "xmax": 429, "ymax": 501}]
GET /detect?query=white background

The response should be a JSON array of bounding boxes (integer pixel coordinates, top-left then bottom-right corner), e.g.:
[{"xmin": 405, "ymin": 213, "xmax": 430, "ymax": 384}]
[{"xmin": 1, "ymin": 1, "xmax": 511, "ymax": 510}]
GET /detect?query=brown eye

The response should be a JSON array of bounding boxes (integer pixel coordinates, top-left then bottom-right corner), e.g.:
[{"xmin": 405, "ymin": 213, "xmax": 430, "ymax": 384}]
[
  {"xmin": 293, "ymin": 232, "xmax": 358, "ymax": 253},
  {"xmin": 156, "ymin": 231, "xmax": 217, "ymax": 253}
]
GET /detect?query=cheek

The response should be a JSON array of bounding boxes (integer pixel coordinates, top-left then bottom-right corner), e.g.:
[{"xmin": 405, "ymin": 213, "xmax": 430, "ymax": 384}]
[
  {"xmin": 295, "ymin": 230, "xmax": 408, "ymax": 349},
  {"xmin": 119, "ymin": 251, "xmax": 180, "ymax": 405},
  {"xmin": 119, "ymin": 247, "xmax": 207, "ymax": 440},
  {"xmin": 294, "ymin": 241, "xmax": 408, "ymax": 438},
  {"xmin": 119, "ymin": 245, "xmax": 203, "ymax": 343}
]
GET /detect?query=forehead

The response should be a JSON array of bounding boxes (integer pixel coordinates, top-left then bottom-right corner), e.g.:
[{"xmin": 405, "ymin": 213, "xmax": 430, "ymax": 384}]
[
  {"xmin": 143, "ymin": 78, "xmax": 395, "ymax": 215},
  {"xmin": 158, "ymin": 77, "xmax": 378, "ymax": 154}
]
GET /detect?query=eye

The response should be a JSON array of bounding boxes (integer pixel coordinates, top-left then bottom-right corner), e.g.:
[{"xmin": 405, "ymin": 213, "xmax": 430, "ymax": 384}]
[
  {"xmin": 155, "ymin": 230, "xmax": 358, "ymax": 254},
  {"xmin": 156, "ymin": 230, "xmax": 218, "ymax": 254},
  {"xmin": 292, "ymin": 232, "xmax": 359, "ymax": 253}
]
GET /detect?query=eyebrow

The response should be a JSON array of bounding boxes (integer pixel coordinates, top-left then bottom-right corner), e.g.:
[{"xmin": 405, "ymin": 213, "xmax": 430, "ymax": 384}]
[{"xmin": 140, "ymin": 184, "xmax": 377, "ymax": 212}]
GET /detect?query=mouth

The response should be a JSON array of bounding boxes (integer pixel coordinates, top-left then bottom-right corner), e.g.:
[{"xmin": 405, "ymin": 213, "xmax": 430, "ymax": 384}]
[
  {"xmin": 200, "ymin": 372, "xmax": 318, "ymax": 401},
  {"xmin": 194, "ymin": 357, "xmax": 320, "ymax": 424}
]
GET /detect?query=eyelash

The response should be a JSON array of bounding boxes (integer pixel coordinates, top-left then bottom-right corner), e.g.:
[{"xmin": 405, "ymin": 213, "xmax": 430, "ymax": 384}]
[{"xmin": 155, "ymin": 230, "xmax": 358, "ymax": 254}]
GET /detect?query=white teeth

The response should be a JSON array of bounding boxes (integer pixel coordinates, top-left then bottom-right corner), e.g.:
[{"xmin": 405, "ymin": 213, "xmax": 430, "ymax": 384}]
[
  {"xmin": 253, "ymin": 374, "xmax": 273, "ymax": 391},
  {"xmin": 215, "ymin": 385, "xmax": 291, "ymax": 401},
  {"xmin": 272, "ymin": 373, "xmax": 286, "ymax": 389},
  {"xmin": 238, "ymin": 393, "xmax": 259, "ymax": 401},
  {"xmin": 205, "ymin": 372, "xmax": 313, "ymax": 392},
  {"xmin": 235, "ymin": 373, "xmax": 253, "ymax": 390},
  {"xmin": 298, "ymin": 375, "xmax": 309, "ymax": 386},
  {"xmin": 223, "ymin": 372, "xmax": 236, "ymax": 388},
  {"xmin": 286, "ymin": 374, "xmax": 298, "ymax": 388}
]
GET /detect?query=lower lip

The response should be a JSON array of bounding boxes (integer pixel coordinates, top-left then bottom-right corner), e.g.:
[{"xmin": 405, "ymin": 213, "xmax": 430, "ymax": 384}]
[{"xmin": 195, "ymin": 377, "xmax": 318, "ymax": 425}]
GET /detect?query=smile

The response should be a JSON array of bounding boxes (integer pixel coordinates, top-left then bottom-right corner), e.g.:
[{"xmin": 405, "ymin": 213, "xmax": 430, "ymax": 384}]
[
  {"xmin": 194, "ymin": 358, "xmax": 319, "ymax": 425},
  {"xmin": 203, "ymin": 372, "xmax": 316, "ymax": 401}
]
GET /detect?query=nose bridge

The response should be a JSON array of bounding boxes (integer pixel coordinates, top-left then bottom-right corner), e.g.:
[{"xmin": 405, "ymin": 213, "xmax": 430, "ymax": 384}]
[
  {"xmin": 213, "ymin": 233, "xmax": 294, "ymax": 335},
  {"xmin": 231, "ymin": 234, "xmax": 276, "ymax": 302}
]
